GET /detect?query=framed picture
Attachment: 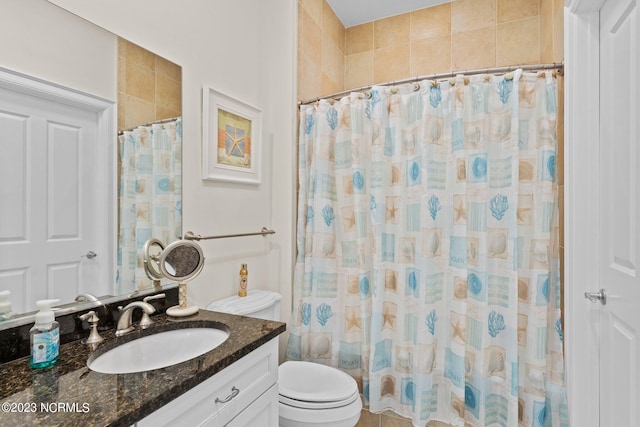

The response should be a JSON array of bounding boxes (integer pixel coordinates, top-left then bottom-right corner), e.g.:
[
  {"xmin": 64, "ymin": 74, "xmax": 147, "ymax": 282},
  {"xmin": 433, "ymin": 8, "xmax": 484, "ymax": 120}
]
[{"xmin": 202, "ymin": 87, "xmax": 262, "ymax": 184}]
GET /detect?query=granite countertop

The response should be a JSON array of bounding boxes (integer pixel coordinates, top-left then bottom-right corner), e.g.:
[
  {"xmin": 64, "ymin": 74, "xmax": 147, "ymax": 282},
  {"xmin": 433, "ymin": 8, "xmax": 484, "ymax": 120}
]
[{"xmin": 0, "ymin": 310, "xmax": 286, "ymax": 427}]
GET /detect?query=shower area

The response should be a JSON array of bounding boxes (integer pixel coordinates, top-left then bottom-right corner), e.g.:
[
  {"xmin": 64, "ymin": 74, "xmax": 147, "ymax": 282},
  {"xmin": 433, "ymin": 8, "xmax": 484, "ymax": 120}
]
[
  {"xmin": 116, "ymin": 38, "xmax": 183, "ymax": 295},
  {"xmin": 293, "ymin": 1, "xmax": 565, "ymax": 426}
]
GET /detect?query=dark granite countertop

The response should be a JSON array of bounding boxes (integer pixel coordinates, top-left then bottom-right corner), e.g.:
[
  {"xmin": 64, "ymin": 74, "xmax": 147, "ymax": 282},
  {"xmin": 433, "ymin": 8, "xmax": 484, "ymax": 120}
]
[{"xmin": 0, "ymin": 309, "xmax": 286, "ymax": 427}]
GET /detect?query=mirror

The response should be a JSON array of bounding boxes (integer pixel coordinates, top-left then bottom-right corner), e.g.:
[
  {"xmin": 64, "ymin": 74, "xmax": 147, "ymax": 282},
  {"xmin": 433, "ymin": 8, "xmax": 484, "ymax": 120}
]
[
  {"xmin": 159, "ymin": 240, "xmax": 205, "ymax": 282},
  {"xmin": 157, "ymin": 240, "xmax": 204, "ymax": 317},
  {"xmin": 116, "ymin": 38, "xmax": 182, "ymax": 295},
  {"xmin": 143, "ymin": 238, "xmax": 165, "ymax": 283},
  {"xmin": 0, "ymin": 2, "xmax": 182, "ymax": 329}
]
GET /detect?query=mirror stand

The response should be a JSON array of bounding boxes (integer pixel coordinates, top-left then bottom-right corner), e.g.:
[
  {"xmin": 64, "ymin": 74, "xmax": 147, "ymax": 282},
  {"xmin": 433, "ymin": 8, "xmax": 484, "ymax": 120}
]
[{"xmin": 166, "ymin": 283, "xmax": 199, "ymax": 317}]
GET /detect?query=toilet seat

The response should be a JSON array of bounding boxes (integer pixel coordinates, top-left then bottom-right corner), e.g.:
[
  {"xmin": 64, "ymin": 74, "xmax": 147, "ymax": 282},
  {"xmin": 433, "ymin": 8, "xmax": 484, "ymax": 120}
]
[
  {"xmin": 278, "ymin": 361, "xmax": 362, "ymax": 426},
  {"xmin": 279, "ymin": 361, "xmax": 358, "ymax": 403},
  {"xmin": 279, "ymin": 389, "xmax": 360, "ymax": 410}
]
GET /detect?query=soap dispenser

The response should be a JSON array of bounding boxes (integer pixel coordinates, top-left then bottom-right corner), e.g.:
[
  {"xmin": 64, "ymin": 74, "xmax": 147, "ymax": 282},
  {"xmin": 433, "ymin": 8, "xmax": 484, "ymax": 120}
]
[
  {"xmin": 30, "ymin": 299, "xmax": 60, "ymax": 369},
  {"xmin": 0, "ymin": 290, "xmax": 15, "ymax": 321}
]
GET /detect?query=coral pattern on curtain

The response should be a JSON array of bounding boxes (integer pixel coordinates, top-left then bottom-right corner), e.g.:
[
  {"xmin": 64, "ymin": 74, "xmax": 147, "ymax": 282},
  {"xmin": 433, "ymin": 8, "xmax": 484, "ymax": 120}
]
[
  {"xmin": 117, "ymin": 118, "xmax": 182, "ymax": 295},
  {"xmin": 287, "ymin": 71, "xmax": 567, "ymax": 426}
]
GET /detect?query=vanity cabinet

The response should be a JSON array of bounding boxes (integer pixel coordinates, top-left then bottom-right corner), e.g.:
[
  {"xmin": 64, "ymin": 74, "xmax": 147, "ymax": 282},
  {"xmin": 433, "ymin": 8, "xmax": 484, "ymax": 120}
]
[{"xmin": 136, "ymin": 338, "xmax": 279, "ymax": 427}]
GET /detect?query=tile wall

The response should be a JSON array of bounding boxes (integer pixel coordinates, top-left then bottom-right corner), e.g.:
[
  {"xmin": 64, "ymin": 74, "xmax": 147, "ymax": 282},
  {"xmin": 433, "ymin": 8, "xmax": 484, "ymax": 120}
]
[
  {"xmin": 297, "ymin": 1, "xmax": 564, "ymax": 425},
  {"xmin": 117, "ymin": 38, "xmax": 182, "ymax": 131},
  {"xmin": 297, "ymin": 0, "xmax": 345, "ymax": 101},
  {"xmin": 299, "ymin": 0, "xmax": 564, "ymax": 100}
]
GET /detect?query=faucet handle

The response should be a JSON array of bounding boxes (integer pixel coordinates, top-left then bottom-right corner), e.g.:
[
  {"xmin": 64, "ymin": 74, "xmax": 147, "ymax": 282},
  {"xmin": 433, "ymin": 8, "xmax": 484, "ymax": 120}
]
[
  {"xmin": 79, "ymin": 310, "xmax": 99, "ymax": 323},
  {"xmin": 140, "ymin": 293, "xmax": 165, "ymax": 329},
  {"xmin": 79, "ymin": 310, "xmax": 104, "ymax": 345}
]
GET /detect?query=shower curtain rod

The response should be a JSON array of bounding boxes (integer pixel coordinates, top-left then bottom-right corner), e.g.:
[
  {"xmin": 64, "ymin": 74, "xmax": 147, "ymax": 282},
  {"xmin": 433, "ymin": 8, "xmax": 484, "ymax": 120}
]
[
  {"xmin": 298, "ymin": 62, "xmax": 563, "ymax": 106},
  {"xmin": 117, "ymin": 116, "xmax": 181, "ymax": 135}
]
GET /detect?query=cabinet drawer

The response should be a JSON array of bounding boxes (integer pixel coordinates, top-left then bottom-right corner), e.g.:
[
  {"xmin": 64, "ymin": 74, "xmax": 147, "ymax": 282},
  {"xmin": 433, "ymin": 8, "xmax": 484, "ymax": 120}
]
[
  {"xmin": 137, "ymin": 338, "xmax": 278, "ymax": 427},
  {"xmin": 221, "ymin": 384, "xmax": 279, "ymax": 427}
]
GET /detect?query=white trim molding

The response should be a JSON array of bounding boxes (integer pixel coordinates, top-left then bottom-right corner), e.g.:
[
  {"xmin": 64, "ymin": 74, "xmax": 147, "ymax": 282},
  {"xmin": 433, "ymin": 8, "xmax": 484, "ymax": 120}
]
[
  {"xmin": 566, "ymin": 0, "xmax": 606, "ymax": 13},
  {"xmin": 0, "ymin": 66, "xmax": 115, "ymax": 113},
  {"xmin": 564, "ymin": 4, "xmax": 601, "ymax": 427}
]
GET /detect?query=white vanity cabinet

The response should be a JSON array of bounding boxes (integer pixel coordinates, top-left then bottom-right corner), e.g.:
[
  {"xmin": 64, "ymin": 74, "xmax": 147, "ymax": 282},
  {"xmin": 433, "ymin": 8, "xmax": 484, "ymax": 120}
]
[{"xmin": 136, "ymin": 338, "xmax": 279, "ymax": 427}]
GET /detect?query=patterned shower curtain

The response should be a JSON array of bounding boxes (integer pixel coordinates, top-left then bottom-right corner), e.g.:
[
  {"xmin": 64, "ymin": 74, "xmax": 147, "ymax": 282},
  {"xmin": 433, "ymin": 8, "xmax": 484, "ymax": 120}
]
[
  {"xmin": 117, "ymin": 118, "xmax": 182, "ymax": 295},
  {"xmin": 287, "ymin": 71, "xmax": 567, "ymax": 427}
]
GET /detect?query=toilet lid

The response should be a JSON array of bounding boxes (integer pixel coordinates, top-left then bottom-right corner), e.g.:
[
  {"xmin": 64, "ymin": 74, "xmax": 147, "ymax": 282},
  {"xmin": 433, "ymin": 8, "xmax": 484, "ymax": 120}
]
[
  {"xmin": 206, "ymin": 290, "xmax": 281, "ymax": 315},
  {"xmin": 279, "ymin": 361, "xmax": 358, "ymax": 403}
]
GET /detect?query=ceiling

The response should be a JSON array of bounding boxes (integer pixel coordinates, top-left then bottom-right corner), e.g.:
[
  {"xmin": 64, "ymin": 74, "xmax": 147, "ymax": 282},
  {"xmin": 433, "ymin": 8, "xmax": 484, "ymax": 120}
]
[{"xmin": 326, "ymin": 0, "xmax": 452, "ymax": 28}]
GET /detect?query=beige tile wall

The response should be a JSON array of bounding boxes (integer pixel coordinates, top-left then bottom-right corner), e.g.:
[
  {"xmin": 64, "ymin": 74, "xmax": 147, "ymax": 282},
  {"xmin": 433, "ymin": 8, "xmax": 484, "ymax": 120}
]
[
  {"xmin": 297, "ymin": 1, "xmax": 564, "ymax": 426},
  {"xmin": 297, "ymin": 0, "xmax": 564, "ymax": 101},
  {"xmin": 297, "ymin": 0, "xmax": 345, "ymax": 101},
  {"xmin": 117, "ymin": 38, "xmax": 182, "ymax": 131},
  {"xmin": 345, "ymin": 0, "xmax": 554, "ymax": 90}
]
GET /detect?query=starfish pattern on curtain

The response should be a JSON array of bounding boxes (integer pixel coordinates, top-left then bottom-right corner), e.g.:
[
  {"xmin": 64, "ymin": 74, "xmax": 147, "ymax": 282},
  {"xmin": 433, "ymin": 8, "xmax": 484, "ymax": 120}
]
[
  {"xmin": 117, "ymin": 118, "xmax": 182, "ymax": 294},
  {"xmin": 287, "ymin": 71, "xmax": 567, "ymax": 427}
]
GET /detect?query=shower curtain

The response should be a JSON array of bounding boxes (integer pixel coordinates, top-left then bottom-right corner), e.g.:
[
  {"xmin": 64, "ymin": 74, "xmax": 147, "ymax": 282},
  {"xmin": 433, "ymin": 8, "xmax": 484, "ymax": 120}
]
[
  {"xmin": 117, "ymin": 118, "xmax": 182, "ymax": 295},
  {"xmin": 287, "ymin": 71, "xmax": 567, "ymax": 427}
]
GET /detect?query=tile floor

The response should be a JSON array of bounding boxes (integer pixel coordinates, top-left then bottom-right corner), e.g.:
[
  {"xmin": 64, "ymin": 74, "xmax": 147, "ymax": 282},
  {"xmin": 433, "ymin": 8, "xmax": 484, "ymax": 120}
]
[{"xmin": 355, "ymin": 409, "xmax": 453, "ymax": 427}]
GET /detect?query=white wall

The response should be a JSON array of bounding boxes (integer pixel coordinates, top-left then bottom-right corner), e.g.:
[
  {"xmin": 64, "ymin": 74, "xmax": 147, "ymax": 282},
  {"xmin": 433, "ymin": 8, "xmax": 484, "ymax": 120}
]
[
  {"xmin": 0, "ymin": 0, "xmax": 117, "ymax": 99},
  {"xmin": 5, "ymin": 0, "xmax": 297, "ymax": 349}
]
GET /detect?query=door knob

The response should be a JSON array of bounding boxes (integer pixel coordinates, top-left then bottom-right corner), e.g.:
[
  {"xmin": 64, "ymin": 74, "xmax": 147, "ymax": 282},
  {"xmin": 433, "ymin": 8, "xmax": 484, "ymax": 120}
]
[
  {"xmin": 584, "ymin": 288, "xmax": 606, "ymax": 305},
  {"xmin": 82, "ymin": 251, "xmax": 97, "ymax": 259}
]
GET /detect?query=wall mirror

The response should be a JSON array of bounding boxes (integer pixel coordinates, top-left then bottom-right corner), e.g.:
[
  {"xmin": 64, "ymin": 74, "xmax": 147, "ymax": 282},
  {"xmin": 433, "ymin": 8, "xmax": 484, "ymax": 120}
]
[{"xmin": 0, "ymin": 2, "xmax": 182, "ymax": 329}]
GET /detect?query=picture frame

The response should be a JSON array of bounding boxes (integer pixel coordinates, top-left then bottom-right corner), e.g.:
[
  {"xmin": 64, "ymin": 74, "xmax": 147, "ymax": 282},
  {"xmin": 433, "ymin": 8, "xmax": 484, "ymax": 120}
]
[{"xmin": 202, "ymin": 87, "xmax": 262, "ymax": 184}]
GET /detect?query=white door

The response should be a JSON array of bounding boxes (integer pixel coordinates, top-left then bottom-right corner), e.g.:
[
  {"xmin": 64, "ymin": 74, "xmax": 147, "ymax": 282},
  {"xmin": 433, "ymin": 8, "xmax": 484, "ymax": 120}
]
[
  {"xmin": 597, "ymin": 0, "xmax": 640, "ymax": 425},
  {"xmin": 0, "ymin": 69, "xmax": 115, "ymax": 313}
]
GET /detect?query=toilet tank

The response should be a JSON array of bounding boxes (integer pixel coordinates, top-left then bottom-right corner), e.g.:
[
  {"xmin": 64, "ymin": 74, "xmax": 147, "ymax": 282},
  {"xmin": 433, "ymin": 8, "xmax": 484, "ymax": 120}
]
[{"xmin": 206, "ymin": 290, "xmax": 282, "ymax": 321}]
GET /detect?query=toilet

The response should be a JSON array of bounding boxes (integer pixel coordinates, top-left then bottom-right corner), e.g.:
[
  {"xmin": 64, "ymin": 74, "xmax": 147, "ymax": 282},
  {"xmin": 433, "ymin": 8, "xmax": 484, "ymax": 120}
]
[{"xmin": 207, "ymin": 290, "xmax": 362, "ymax": 427}]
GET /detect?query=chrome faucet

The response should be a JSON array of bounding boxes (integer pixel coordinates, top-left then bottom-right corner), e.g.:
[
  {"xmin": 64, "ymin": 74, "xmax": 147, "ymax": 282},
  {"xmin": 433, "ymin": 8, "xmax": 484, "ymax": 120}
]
[{"xmin": 115, "ymin": 301, "xmax": 156, "ymax": 337}]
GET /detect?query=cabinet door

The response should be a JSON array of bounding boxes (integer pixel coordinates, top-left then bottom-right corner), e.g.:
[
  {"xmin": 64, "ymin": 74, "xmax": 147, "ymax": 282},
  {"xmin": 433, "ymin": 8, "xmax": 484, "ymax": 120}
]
[
  {"xmin": 136, "ymin": 338, "xmax": 278, "ymax": 427},
  {"xmin": 223, "ymin": 385, "xmax": 279, "ymax": 427}
]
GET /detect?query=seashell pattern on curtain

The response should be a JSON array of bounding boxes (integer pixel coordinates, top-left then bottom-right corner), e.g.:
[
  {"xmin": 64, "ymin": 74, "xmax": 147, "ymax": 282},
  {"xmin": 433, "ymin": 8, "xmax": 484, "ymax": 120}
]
[
  {"xmin": 116, "ymin": 118, "xmax": 182, "ymax": 295},
  {"xmin": 287, "ymin": 71, "xmax": 567, "ymax": 427}
]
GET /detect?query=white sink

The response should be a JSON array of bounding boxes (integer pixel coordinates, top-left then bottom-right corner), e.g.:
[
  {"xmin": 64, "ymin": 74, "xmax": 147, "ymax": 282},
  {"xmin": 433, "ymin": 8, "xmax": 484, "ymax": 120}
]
[{"xmin": 88, "ymin": 328, "xmax": 229, "ymax": 374}]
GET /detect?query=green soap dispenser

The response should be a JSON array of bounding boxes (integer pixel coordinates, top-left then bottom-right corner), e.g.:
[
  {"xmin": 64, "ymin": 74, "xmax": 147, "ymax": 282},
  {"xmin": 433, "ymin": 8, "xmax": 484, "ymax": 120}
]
[{"xmin": 30, "ymin": 299, "xmax": 60, "ymax": 369}]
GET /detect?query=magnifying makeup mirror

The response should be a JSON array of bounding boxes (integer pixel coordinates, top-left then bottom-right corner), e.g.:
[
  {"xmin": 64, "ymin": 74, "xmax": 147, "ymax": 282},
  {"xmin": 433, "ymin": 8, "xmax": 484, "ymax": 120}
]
[
  {"xmin": 158, "ymin": 240, "xmax": 204, "ymax": 317},
  {"xmin": 143, "ymin": 238, "xmax": 165, "ymax": 287}
]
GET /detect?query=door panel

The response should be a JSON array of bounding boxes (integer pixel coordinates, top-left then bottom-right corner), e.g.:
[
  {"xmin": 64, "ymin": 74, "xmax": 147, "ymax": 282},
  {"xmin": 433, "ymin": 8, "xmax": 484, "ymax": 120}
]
[
  {"xmin": 599, "ymin": 0, "xmax": 640, "ymax": 425},
  {"xmin": 48, "ymin": 122, "xmax": 82, "ymax": 240},
  {"xmin": 0, "ymin": 111, "xmax": 28, "ymax": 242}
]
